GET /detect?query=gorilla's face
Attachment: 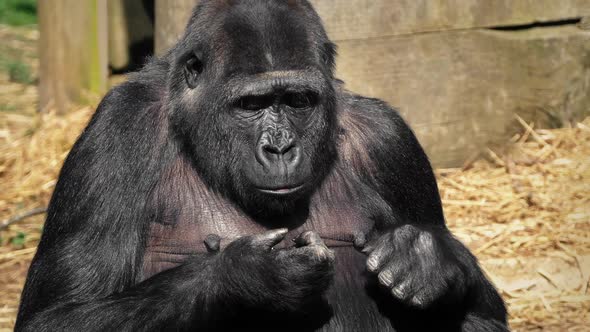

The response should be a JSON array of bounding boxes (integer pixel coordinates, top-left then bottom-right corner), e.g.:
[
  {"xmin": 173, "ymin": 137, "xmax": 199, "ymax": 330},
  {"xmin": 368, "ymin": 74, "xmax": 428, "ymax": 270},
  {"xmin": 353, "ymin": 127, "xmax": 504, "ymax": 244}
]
[
  {"xmin": 169, "ymin": 0, "xmax": 338, "ymax": 216},
  {"xmin": 227, "ymin": 70, "xmax": 335, "ymax": 198}
]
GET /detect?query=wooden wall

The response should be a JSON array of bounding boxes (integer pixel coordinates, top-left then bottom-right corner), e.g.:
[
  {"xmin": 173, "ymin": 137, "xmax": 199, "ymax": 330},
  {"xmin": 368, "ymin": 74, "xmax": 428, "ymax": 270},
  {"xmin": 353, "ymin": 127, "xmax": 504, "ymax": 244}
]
[
  {"xmin": 40, "ymin": 1, "xmax": 590, "ymax": 166},
  {"xmin": 153, "ymin": 1, "xmax": 590, "ymax": 167},
  {"xmin": 311, "ymin": 1, "xmax": 590, "ymax": 166}
]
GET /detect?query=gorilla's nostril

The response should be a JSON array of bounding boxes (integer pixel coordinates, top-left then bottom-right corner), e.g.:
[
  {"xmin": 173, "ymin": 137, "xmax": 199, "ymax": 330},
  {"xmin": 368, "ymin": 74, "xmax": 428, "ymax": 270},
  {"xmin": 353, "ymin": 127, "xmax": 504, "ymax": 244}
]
[
  {"xmin": 263, "ymin": 145, "xmax": 280, "ymax": 155},
  {"xmin": 263, "ymin": 142, "xmax": 294, "ymax": 156}
]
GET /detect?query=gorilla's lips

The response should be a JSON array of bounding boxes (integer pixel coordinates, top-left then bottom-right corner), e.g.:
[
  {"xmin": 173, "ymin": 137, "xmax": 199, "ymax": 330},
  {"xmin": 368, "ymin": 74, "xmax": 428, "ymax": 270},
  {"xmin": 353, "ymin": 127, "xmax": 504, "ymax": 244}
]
[{"xmin": 257, "ymin": 184, "xmax": 305, "ymax": 196}]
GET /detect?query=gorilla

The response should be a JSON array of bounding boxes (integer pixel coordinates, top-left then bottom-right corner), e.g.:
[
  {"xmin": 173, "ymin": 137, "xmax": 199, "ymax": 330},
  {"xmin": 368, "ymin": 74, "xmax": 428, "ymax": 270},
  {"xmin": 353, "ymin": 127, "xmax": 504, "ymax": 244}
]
[{"xmin": 17, "ymin": 1, "xmax": 507, "ymax": 331}]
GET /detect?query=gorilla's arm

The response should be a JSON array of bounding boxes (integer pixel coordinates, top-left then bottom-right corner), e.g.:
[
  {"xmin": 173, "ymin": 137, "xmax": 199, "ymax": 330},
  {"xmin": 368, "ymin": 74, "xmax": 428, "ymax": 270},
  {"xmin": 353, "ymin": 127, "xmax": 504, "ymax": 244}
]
[
  {"xmin": 19, "ymin": 230, "xmax": 332, "ymax": 331},
  {"xmin": 16, "ymin": 77, "xmax": 333, "ymax": 331},
  {"xmin": 16, "ymin": 79, "xmax": 187, "ymax": 330},
  {"xmin": 19, "ymin": 254, "xmax": 222, "ymax": 331},
  {"xmin": 342, "ymin": 94, "xmax": 507, "ymax": 329}
]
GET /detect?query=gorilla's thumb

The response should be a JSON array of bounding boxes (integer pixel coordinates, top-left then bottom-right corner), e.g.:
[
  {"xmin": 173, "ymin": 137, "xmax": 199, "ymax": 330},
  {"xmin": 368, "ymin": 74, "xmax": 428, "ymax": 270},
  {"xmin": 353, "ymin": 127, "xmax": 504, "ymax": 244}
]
[{"xmin": 294, "ymin": 231, "xmax": 324, "ymax": 247}]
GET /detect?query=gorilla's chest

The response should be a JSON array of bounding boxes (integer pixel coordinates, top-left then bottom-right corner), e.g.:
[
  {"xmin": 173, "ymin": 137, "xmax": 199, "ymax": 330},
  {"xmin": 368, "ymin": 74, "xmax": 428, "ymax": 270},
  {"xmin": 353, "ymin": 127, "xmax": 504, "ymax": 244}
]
[
  {"xmin": 140, "ymin": 173, "xmax": 394, "ymax": 330},
  {"xmin": 142, "ymin": 190, "xmax": 373, "ymax": 280}
]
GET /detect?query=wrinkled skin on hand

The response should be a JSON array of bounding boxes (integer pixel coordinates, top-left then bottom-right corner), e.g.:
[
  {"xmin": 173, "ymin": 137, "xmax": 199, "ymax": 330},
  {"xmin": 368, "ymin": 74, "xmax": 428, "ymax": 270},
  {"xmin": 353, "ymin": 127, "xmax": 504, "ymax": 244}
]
[
  {"xmin": 361, "ymin": 224, "xmax": 468, "ymax": 308},
  {"xmin": 204, "ymin": 229, "xmax": 335, "ymax": 313}
]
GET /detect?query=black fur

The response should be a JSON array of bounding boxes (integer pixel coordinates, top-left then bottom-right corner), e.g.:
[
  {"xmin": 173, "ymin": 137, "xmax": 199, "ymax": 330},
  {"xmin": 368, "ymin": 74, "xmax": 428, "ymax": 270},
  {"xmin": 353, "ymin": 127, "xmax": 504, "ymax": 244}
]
[{"xmin": 16, "ymin": 1, "xmax": 507, "ymax": 331}]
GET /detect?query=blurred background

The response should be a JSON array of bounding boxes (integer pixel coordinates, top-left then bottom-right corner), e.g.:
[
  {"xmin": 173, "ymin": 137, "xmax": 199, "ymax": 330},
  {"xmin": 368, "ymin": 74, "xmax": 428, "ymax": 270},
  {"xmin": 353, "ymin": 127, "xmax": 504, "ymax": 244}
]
[{"xmin": 0, "ymin": 1, "xmax": 589, "ymax": 330}]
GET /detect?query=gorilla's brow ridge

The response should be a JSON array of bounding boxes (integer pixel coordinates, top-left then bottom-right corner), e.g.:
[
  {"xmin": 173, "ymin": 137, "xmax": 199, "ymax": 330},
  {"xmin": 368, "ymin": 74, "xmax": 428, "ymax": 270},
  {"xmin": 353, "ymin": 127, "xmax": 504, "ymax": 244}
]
[{"xmin": 224, "ymin": 69, "xmax": 326, "ymax": 101}]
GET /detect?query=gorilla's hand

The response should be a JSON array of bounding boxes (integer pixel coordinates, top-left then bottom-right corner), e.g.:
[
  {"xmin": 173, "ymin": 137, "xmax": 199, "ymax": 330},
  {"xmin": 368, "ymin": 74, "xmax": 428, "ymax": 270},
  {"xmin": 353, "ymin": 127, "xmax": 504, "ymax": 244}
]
[
  {"xmin": 362, "ymin": 224, "xmax": 468, "ymax": 309},
  {"xmin": 212, "ymin": 229, "xmax": 334, "ymax": 313}
]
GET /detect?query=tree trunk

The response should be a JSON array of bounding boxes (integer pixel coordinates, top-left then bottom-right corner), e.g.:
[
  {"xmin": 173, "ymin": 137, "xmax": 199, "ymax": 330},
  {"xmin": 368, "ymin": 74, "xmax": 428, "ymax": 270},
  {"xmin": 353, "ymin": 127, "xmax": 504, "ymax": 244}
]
[{"xmin": 38, "ymin": 0, "xmax": 108, "ymax": 113}]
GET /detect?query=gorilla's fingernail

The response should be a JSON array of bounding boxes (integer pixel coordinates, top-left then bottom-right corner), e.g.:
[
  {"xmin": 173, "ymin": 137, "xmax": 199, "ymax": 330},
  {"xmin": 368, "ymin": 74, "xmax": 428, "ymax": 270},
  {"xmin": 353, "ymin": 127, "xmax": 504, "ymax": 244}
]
[
  {"xmin": 275, "ymin": 228, "xmax": 289, "ymax": 235},
  {"xmin": 266, "ymin": 228, "xmax": 288, "ymax": 239},
  {"xmin": 392, "ymin": 287, "xmax": 405, "ymax": 299},
  {"xmin": 260, "ymin": 228, "xmax": 288, "ymax": 248},
  {"xmin": 378, "ymin": 270, "xmax": 393, "ymax": 286},
  {"xmin": 409, "ymin": 296, "xmax": 424, "ymax": 308},
  {"xmin": 367, "ymin": 257, "xmax": 379, "ymax": 271}
]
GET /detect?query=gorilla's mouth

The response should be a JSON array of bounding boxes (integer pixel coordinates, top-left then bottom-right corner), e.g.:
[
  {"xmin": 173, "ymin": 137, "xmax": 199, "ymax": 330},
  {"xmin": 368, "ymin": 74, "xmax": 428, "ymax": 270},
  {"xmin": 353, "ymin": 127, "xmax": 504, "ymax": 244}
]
[{"xmin": 257, "ymin": 184, "xmax": 305, "ymax": 196}]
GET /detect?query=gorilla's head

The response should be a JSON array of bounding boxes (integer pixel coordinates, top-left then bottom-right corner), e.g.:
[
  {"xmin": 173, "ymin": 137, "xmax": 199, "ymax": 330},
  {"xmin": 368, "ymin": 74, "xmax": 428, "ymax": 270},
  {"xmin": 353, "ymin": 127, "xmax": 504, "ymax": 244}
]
[{"xmin": 168, "ymin": 0, "xmax": 338, "ymax": 216}]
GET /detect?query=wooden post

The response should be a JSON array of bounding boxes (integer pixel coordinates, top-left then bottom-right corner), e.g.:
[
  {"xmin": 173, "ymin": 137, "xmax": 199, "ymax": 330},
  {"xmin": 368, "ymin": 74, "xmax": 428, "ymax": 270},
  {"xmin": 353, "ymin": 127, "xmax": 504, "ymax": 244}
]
[
  {"xmin": 38, "ymin": 0, "xmax": 108, "ymax": 113},
  {"xmin": 108, "ymin": 0, "xmax": 130, "ymax": 70},
  {"xmin": 154, "ymin": 0, "xmax": 197, "ymax": 55}
]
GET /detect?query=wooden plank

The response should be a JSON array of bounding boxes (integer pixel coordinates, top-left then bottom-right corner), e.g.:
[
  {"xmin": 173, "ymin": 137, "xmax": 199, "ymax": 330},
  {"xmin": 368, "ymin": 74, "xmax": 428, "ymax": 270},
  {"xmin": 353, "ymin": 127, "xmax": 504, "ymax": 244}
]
[
  {"xmin": 153, "ymin": 1, "xmax": 590, "ymax": 50},
  {"xmin": 155, "ymin": 0, "xmax": 196, "ymax": 54},
  {"xmin": 108, "ymin": 0, "xmax": 130, "ymax": 70},
  {"xmin": 38, "ymin": 0, "xmax": 108, "ymax": 113},
  {"xmin": 335, "ymin": 26, "xmax": 590, "ymax": 166},
  {"xmin": 310, "ymin": 0, "xmax": 590, "ymax": 41}
]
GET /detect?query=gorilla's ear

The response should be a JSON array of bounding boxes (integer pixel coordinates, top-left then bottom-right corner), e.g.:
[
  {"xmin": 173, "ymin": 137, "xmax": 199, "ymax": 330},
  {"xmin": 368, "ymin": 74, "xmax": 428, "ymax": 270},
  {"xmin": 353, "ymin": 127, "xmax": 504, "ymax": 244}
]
[{"xmin": 184, "ymin": 52, "xmax": 204, "ymax": 89}]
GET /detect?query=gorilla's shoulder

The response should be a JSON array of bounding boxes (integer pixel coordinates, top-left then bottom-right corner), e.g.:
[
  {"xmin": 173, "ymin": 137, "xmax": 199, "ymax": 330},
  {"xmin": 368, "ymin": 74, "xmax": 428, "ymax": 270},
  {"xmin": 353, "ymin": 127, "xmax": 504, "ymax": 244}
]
[
  {"xmin": 338, "ymin": 91, "xmax": 412, "ymax": 143},
  {"xmin": 94, "ymin": 58, "xmax": 169, "ymax": 124}
]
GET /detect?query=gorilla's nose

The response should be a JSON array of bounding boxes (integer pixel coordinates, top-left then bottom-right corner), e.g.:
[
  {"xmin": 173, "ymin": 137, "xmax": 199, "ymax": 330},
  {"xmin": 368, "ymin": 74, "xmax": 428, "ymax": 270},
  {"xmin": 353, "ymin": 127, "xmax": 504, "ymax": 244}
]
[{"xmin": 256, "ymin": 133, "xmax": 301, "ymax": 171}]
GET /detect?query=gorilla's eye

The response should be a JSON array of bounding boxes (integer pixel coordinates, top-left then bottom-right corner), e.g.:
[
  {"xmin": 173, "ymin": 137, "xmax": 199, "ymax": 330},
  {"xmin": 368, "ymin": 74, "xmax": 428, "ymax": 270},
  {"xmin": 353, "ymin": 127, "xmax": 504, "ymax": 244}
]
[
  {"xmin": 236, "ymin": 95, "xmax": 273, "ymax": 111},
  {"xmin": 184, "ymin": 54, "xmax": 204, "ymax": 89},
  {"xmin": 284, "ymin": 92, "xmax": 317, "ymax": 109}
]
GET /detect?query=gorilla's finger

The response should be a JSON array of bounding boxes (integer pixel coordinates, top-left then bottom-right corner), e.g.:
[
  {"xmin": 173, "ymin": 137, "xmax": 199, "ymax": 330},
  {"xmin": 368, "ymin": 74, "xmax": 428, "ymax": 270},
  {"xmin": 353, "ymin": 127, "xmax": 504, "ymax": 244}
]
[
  {"xmin": 408, "ymin": 289, "xmax": 432, "ymax": 309},
  {"xmin": 204, "ymin": 234, "xmax": 221, "ymax": 253},
  {"xmin": 411, "ymin": 273, "xmax": 448, "ymax": 308},
  {"xmin": 353, "ymin": 231, "xmax": 367, "ymax": 249},
  {"xmin": 251, "ymin": 228, "xmax": 288, "ymax": 250},
  {"xmin": 378, "ymin": 269, "xmax": 394, "ymax": 287},
  {"xmin": 392, "ymin": 224, "xmax": 420, "ymax": 244},
  {"xmin": 378, "ymin": 259, "xmax": 406, "ymax": 288},
  {"xmin": 360, "ymin": 231, "xmax": 390, "ymax": 255},
  {"xmin": 391, "ymin": 278, "xmax": 414, "ymax": 302},
  {"xmin": 288, "ymin": 244, "xmax": 335, "ymax": 263},
  {"xmin": 294, "ymin": 231, "xmax": 324, "ymax": 247},
  {"xmin": 366, "ymin": 240, "xmax": 393, "ymax": 272},
  {"xmin": 409, "ymin": 295, "xmax": 425, "ymax": 308},
  {"xmin": 309, "ymin": 244, "xmax": 335, "ymax": 262}
]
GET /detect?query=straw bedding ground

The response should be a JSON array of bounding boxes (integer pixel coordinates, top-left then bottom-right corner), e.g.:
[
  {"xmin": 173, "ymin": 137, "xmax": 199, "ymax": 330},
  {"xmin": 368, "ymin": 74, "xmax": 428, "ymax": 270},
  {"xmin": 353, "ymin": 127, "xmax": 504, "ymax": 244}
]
[
  {"xmin": 438, "ymin": 117, "xmax": 590, "ymax": 331},
  {"xmin": 1, "ymin": 106, "xmax": 588, "ymax": 331}
]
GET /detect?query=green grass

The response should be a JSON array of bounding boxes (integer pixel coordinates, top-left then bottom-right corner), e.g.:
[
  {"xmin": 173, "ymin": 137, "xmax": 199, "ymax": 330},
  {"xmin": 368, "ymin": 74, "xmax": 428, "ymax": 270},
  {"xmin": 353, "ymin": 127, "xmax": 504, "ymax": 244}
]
[
  {"xmin": 6, "ymin": 59, "xmax": 32, "ymax": 83},
  {"xmin": 0, "ymin": 0, "xmax": 37, "ymax": 26},
  {"xmin": 10, "ymin": 232, "xmax": 26, "ymax": 248},
  {"xmin": 0, "ymin": 53, "xmax": 33, "ymax": 84}
]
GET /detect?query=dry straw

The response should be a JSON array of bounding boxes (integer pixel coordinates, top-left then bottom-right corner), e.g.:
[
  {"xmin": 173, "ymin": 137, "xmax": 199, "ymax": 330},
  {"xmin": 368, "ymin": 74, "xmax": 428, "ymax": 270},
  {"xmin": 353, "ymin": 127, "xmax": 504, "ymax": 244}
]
[
  {"xmin": 0, "ymin": 109, "xmax": 588, "ymax": 331},
  {"xmin": 438, "ymin": 116, "xmax": 590, "ymax": 331}
]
